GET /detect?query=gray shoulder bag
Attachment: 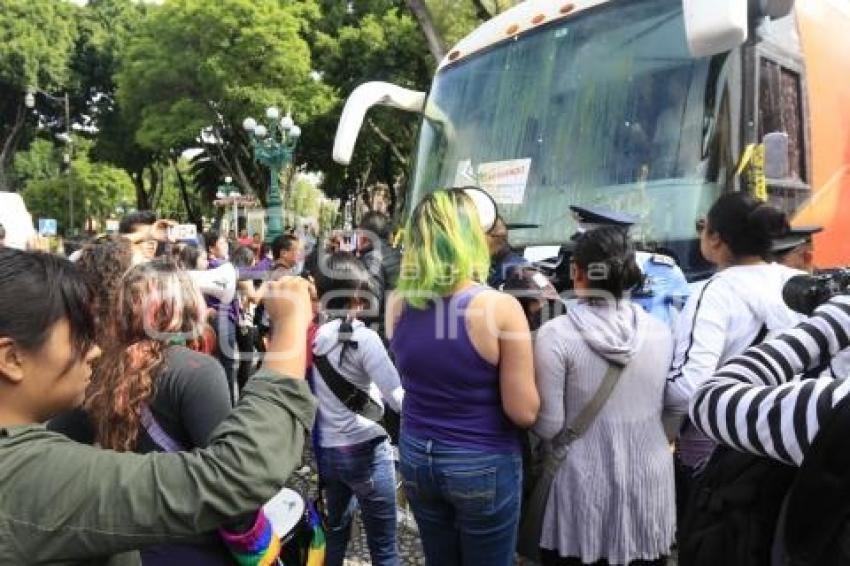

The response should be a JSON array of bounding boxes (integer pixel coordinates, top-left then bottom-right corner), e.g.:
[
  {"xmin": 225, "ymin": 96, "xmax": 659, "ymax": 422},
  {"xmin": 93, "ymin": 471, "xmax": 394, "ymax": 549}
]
[{"xmin": 517, "ymin": 362, "xmax": 626, "ymax": 561}]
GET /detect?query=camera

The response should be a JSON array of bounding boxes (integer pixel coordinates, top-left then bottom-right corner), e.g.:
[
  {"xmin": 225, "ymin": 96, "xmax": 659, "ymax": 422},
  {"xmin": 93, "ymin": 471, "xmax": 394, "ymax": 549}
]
[{"xmin": 782, "ymin": 269, "xmax": 850, "ymax": 315}]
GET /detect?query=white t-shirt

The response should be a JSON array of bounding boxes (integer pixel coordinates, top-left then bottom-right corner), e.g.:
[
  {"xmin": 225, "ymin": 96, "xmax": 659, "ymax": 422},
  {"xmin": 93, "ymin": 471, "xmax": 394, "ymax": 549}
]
[
  {"xmin": 190, "ymin": 262, "xmax": 237, "ymax": 304},
  {"xmin": 311, "ymin": 319, "xmax": 403, "ymax": 448}
]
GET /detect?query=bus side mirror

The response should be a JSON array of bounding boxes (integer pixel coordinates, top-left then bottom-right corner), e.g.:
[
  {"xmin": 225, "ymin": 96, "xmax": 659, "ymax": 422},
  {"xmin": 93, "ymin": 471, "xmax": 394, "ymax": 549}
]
[
  {"xmin": 682, "ymin": 0, "xmax": 748, "ymax": 57},
  {"xmin": 763, "ymin": 132, "xmax": 790, "ymax": 179},
  {"xmin": 333, "ymin": 82, "xmax": 426, "ymax": 166}
]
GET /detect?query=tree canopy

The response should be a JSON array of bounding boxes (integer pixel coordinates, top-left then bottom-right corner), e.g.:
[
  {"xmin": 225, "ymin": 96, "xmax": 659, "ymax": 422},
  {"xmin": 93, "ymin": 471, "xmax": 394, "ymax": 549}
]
[
  {"xmin": 0, "ymin": 0, "xmax": 78, "ymax": 191},
  {"xmin": 3, "ymin": 0, "xmax": 520, "ymax": 231}
]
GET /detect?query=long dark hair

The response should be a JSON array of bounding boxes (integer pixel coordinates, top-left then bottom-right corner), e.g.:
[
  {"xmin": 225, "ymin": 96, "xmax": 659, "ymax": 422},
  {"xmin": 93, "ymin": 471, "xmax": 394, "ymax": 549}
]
[
  {"xmin": 314, "ymin": 252, "xmax": 379, "ymax": 317},
  {"xmin": 0, "ymin": 248, "xmax": 95, "ymax": 358},
  {"xmin": 573, "ymin": 226, "xmax": 643, "ymax": 300},
  {"xmin": 706, "ymin": 193, "xmax": 788, "ymax": 259}
]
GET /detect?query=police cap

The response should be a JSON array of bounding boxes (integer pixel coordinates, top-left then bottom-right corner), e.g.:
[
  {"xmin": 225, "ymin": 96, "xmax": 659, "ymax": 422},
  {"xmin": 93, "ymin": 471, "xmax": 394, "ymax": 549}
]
[
  {"xmin": 770, "ymin": 225, "xmax": 823, "ymax": 254},
  {"xmin": 569, "ymin": 206, "xmax": 637, "ymax": 240}
]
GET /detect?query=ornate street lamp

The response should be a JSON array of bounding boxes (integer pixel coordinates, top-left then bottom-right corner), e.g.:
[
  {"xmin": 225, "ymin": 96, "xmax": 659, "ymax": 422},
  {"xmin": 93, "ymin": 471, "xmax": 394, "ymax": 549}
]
[{"xmin": 243, "ymin": 107, "xmax": 301, "ymax": 244}]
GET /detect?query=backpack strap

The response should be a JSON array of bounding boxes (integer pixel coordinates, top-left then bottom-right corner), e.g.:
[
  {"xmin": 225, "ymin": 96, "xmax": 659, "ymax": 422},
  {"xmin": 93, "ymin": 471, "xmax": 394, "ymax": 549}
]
[
  {"xmin": 140, "ymin": 405, "xmax": 187, "ymax": 453},
  {"xmin": 313, "ymin": 320, "xmax": 384, "ymax": 422}
]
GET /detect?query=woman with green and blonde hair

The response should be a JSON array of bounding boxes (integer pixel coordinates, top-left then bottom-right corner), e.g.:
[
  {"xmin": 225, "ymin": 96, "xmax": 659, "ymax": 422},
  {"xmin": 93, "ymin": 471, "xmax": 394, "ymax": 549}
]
[{"xmin": 388, "ymin": 188, "xmax": 539, "ymax": 566}]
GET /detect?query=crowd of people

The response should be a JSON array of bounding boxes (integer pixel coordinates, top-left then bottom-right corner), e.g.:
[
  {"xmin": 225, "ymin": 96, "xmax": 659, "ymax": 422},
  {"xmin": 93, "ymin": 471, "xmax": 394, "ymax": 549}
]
[{"xmin": 0, "ymin": 186, "xmax": 848, "ymax": 566}]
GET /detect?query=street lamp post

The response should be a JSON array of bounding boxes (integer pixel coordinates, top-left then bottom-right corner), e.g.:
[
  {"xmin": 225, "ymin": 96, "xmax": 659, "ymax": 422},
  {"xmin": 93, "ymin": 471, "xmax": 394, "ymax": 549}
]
[
  {"xmin": 25, "ymin": 87, "xmax": 73, "ymax": 235},
  {"xmin": 243, "ymin": 107, "xmax": 301, "ymax": 245}
]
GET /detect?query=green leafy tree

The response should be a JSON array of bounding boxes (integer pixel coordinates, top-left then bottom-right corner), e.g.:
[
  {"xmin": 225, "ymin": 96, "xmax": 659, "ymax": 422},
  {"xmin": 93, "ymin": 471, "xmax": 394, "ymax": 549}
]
[
  {"xmin": 0, "ymin": 0, "xmax": 78, "ymax": 190},
  {"xmin": 309, "ymin": 4, "xmax": 433, "ymax": 212},
  {"xmin": 16, "ymin": 137, "xmax": 134, "ymax": 235},
  {"xmin": 115, "ymin": 0, "xmax": 335, "ymax": 209}
]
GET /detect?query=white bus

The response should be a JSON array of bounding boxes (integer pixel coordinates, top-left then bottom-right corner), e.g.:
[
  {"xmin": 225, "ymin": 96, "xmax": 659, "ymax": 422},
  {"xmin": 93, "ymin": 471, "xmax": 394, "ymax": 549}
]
[{"xmin": 333, "ymin": 0, "xmax": 850, "ymax": 276}]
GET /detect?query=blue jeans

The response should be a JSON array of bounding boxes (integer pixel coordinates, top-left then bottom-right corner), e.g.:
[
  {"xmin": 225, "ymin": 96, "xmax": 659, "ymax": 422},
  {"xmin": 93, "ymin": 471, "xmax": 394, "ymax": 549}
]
[
  {"xmin": 318, "ymin": 437, "xmax": 399, "ymax": 566},
  {"xmin": 399, "ymin": 433, "xmax": 522, "ymax": 566}
]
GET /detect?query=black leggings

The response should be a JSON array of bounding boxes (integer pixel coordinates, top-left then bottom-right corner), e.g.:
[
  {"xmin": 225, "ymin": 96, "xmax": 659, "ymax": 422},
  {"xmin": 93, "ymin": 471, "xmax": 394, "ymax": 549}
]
[
  {"xmin": 235, "ymin": 325, "xmax": 257, "ymax": 391},
  {"xmin": 540, "ymin": 549, "xmax": 667, "ymax": 566}
]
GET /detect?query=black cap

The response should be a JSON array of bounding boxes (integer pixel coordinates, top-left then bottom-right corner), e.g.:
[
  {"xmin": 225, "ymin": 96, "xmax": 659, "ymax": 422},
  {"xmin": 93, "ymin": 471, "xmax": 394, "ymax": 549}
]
[
  {"xmin": 569, "ymin": 205, "xmax": 636, "ymax": 228},
  {"xmin": 771, "ymin": 225, "xmax": 823, "ymax": 254}
]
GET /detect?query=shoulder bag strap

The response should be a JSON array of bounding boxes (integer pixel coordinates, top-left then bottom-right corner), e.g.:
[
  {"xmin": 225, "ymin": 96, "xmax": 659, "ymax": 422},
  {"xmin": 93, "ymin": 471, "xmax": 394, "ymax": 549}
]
[
  {"xmin": 314, "ymin": 353, "xmax": 384, "ymax": 422},
  {"xmin": 550, "ymin": 362, "xmax": 625, "ymax": 454},
  {"xmin": 140, "ymin": 405, "xmax": 187, "ymax": 453}
]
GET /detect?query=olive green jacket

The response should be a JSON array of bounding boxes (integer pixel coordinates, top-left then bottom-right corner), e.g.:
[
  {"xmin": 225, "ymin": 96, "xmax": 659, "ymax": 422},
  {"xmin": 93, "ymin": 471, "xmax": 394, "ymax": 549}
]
[{"xmin": 0, "ymin": 371, "xmax": 316, "ymax": 565}]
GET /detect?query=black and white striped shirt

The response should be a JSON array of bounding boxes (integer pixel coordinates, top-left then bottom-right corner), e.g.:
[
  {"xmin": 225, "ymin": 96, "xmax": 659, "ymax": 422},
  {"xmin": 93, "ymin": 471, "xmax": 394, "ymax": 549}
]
[{"xmin": 690, "ymin": 295, "xmax": 850, "ymax": 466}]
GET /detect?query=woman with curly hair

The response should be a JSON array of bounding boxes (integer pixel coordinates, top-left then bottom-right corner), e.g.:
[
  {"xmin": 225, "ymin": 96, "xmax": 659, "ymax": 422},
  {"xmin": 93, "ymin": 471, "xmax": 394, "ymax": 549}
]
[{"xmin": 50, "ymin": 259, "xmax": 234, "ymax": 564}]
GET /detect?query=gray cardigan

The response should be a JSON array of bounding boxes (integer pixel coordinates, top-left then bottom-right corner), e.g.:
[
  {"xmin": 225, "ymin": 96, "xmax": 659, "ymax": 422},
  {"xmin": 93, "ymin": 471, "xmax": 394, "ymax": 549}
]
[{"xmin": 533, "ymin": 302, "xmax": 676, "ymax": 563}]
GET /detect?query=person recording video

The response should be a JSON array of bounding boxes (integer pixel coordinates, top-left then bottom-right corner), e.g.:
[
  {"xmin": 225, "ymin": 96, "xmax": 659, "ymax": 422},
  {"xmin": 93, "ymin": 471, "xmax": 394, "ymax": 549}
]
[{"xmin": 688, "ymin": 290, "xmax": 850, "ymax": 564}]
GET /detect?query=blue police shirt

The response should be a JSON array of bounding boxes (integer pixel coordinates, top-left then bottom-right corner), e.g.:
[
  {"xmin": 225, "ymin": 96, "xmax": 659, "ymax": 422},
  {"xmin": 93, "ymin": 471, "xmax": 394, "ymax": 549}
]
[
  {"xmin": 488, "ymin": 251, "xmax": 528, "ymax": 289},
  {"xmin": 633, "ymin": 251, "xmax": 690, "ymax": 327}
]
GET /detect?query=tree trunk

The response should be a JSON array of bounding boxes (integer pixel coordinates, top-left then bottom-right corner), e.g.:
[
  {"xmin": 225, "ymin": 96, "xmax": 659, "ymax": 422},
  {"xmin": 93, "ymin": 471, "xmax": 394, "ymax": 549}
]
[
  {"xmin": 405, "ymin": 0, "xmax": 446, "ymax": 63},
  {"xmin": 133, "ymin": 170, "xmax": 150, "ymax": 210},
  {"xmin": 148, "ymin": 164, "xmax": 163, "ymax": 210},
  {"xmin": 171, "ymin": 157, "xmax": 200, "ymax": 225},
  {"xmin": 0, "ymin": 103, "xmax": 26, "ymax": 192},
  {"xmin": 471, "ymin": 0, "xmax": 494, "ymax": 21}
]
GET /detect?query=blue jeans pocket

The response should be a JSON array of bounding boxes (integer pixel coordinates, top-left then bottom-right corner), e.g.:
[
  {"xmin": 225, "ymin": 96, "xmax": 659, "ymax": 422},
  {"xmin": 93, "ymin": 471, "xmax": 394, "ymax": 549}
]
[
  {"xmin": 443, "ymin": 466, "xmax": 497, "ymax": 514},
  {"xmin": 399, "ymin": 460, "xmax": 419, "ymax": 500}
]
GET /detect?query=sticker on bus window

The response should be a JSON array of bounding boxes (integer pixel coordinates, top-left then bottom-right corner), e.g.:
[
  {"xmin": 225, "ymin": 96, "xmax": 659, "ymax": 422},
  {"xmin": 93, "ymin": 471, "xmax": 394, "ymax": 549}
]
[{"xmin": 477, "ymin": 158, "xmax": 531, "ymax": 204}]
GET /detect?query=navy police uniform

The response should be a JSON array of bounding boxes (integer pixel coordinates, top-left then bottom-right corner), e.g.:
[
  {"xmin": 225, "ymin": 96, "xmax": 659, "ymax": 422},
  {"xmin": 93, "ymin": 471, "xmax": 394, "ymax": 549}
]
[{"xmin": 567, "ymin": 205, "xmax": 690, "ymax": 327}]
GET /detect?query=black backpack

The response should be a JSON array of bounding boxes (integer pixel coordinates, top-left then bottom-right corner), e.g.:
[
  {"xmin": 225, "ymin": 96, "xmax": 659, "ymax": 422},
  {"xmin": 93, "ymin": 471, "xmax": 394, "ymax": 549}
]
[
  {"xmin": 781, "ymin": 392, "xmax": 850, "ymax": 566},
  {"xmin": 679, "ymin": 393, "xmax": 850, "ymax": 566},
  {"xmin": 678, "ymin": 445, "xmax": 795, "ymax": 565}
]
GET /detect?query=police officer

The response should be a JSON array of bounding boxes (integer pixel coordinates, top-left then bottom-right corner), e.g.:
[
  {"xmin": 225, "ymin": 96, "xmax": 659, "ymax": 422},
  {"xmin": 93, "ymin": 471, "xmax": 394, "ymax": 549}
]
[
  {"xmin": 771, "ymin": 225, "xmax": 850, "ymax": 378},
  {"xmin": 770, "ymin": 225, "xmax": 822, "ymax": 273},
  {"xmin": 552, "ymin": 205, "xmax": 690, "ymax": 327},
  {"xmin": 486, "ymin": 215, "xmax": 528, "ymax": 289}
]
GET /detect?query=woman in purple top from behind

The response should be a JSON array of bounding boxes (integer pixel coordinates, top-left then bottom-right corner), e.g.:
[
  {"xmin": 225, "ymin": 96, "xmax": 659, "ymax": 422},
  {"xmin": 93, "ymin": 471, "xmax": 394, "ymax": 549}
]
[{"xmin": 388, "ymin": 188, "xmax": 539, "ymax": 566}]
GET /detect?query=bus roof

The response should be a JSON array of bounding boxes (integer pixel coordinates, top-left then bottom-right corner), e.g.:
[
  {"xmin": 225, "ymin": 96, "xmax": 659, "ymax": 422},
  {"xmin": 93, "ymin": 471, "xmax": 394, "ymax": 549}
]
[{"xmin": 438, "ymin": 0, "xmax": 611, "ymax": 71}]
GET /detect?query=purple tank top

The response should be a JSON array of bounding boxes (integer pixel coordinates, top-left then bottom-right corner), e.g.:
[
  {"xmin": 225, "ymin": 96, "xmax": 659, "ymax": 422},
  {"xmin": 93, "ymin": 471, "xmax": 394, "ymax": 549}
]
[{"xmin": 390, "ymin": 285, "xmax": 521, "ymax": 454}]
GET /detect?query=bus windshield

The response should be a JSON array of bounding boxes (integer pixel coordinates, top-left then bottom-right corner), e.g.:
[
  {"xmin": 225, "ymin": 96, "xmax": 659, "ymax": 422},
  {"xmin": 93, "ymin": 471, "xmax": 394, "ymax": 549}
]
[{"xmin": 409, "ymin": 0, "xmax": 723, "ymax": 273}]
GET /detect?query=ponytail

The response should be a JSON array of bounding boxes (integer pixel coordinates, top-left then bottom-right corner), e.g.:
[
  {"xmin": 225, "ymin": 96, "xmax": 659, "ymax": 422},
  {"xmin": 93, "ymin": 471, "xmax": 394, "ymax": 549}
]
[
  {"xmin": 707, "ymin": 193, "xmax": 788, "ymax": 258},
  {"xmin": 573, "ymin": 226, "xmax": 643, "ymax": 300}
]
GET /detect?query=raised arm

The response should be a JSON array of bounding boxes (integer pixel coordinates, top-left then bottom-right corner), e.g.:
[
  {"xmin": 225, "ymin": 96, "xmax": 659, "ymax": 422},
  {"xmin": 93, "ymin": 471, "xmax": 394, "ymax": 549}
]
[
  {"xmin": 2, "ymin": 277, "xmax": 317, "ymax": 563},
  {"xmin": 689, "ymin": 295, "xmax": 850, "ymax": 466}
]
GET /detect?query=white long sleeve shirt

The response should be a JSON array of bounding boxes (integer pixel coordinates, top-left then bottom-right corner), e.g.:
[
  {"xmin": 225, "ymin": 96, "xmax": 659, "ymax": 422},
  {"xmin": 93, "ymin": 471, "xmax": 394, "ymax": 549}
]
[
  {"xmin": 311, "ymin": 319, "xmax": 404, "ymax": 448},
  {"xmin": 690, "ymin": 295, "xmax": 850, "ymax": 466},
  {"xmin": 666, "ymin": 263, "xmax": 803, "ymax": 415}
]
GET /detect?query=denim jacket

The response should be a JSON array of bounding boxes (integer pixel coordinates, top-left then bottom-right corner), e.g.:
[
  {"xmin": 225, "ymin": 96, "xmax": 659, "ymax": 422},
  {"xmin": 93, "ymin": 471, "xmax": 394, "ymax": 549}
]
[{"xmin": 0, "ymin": 372, "xmax": 316, "ymax": 565}]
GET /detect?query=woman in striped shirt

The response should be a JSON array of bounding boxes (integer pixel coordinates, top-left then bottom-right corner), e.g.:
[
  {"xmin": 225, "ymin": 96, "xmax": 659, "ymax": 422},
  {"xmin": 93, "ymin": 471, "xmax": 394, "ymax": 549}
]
[{"xmin": 690, "ymin": 293, "xmax": 850, "ymax": 466}]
